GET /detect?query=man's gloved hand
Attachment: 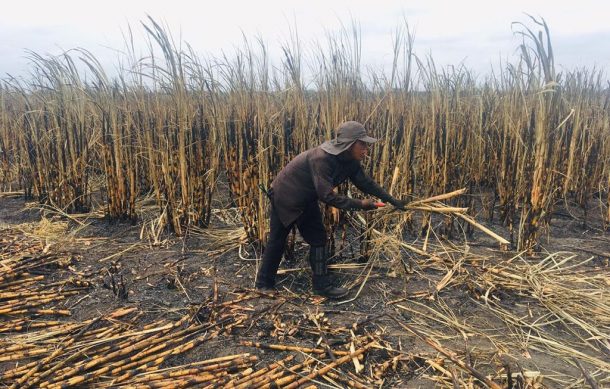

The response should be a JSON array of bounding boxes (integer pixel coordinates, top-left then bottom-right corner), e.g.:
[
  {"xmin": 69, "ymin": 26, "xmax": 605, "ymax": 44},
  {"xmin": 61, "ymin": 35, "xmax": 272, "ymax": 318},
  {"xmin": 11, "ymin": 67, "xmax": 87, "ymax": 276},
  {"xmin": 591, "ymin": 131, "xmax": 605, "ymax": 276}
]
[
  {"xmin": 361, "ymin": 199, "xmax": 380, "ymax": 210},
  {"xmin": 387, "ymin": 197, "xmax": 408, "ymax": 211}
]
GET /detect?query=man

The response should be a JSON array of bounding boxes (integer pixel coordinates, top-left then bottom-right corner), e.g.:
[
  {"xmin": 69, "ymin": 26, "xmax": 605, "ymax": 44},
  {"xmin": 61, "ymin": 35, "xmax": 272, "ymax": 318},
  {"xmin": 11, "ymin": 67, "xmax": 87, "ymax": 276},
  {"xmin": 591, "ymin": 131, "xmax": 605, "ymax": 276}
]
[{"xmin": 255, "ymin": 121, "xmax": 406, "ymax": 298}]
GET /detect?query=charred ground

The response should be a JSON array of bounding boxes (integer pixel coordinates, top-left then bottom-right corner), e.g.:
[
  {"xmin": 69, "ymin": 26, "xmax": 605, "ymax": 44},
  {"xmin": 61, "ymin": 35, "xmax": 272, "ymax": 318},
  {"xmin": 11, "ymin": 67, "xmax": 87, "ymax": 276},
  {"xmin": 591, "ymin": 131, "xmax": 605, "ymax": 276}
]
[{"xmin": 1, "ymin": 193, "xmax": 608, "ymax": 388}]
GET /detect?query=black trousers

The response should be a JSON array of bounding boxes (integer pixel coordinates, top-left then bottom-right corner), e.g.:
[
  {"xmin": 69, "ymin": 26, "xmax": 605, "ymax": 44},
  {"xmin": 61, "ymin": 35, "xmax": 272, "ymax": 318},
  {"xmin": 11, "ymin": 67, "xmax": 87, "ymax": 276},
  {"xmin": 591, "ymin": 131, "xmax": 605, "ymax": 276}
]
[{"xmin": 256, "ymin": 201, "xmax": 326, "ymax": 286}]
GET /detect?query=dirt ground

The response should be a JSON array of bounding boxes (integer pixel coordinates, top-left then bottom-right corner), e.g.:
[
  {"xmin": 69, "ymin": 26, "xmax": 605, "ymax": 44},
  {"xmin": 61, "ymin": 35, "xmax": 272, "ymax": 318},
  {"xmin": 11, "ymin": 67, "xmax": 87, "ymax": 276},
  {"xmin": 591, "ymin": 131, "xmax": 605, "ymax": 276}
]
[{"xmin": 1, "ymin": 193, "xmax": 609, "ymax": 388}]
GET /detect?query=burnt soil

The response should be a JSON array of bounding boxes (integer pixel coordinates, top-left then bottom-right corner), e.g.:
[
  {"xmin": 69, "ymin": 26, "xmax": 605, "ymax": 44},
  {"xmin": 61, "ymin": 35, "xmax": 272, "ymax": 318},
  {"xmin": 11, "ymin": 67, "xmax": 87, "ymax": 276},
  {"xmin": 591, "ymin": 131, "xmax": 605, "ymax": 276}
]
[{"xmin": 0, "ymin": 192, "xmax": 609, "ymax": 388}]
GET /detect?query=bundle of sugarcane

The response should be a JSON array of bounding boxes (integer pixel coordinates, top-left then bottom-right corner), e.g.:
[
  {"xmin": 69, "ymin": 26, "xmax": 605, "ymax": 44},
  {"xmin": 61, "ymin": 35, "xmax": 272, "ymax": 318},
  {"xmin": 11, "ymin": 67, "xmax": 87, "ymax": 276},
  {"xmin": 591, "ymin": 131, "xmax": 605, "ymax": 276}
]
[
  {"xmin": 236, "ymin": 339, "xmax": 378, "ymax": 389},
  {"xmin": 4, "ymin": 286, "xmax": 396, "ymax": 387},
  {"xmin": 0, "ymin": 256, "xmax": 81, "ymax": 284},
  {"xmin": 0, "ymin": 290, "xmax": 262, "ymax": 387},
  {"xmin": 372, "ymin": 188, "xmax": 509, "ymax": 245},
  {"xmin": 0, "ymin": 229, "xmax": 45, "ymax": 261},
  {"xmin": 1, "ymin": 308, "xmax": 134, "ymax": 384},
  {"xmin": 113, "ymin": 354, "xmax": 259, "ymax": 388},
  {"xmin": 347, "ymin": 188, "xmax": 509, "ymax": 267},
  {"xmin": 0, "ymin": 243, "xmax": 91, "ymax": 326},
  {"xmin": 2, "ymin": 317, "xmax": 196, "ymax": 386},
  {"xmin": 0, "ymin": 225, "xmax": 92, "ymax": 334}
]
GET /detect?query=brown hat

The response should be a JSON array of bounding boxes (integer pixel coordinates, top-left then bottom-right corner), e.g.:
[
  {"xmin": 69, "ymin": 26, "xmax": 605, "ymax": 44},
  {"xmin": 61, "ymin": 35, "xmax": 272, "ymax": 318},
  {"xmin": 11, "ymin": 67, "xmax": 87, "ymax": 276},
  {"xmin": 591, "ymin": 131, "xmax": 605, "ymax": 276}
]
[{"xmin": 320, "ymin": 121, "xmax": 378, "ymax": 155}]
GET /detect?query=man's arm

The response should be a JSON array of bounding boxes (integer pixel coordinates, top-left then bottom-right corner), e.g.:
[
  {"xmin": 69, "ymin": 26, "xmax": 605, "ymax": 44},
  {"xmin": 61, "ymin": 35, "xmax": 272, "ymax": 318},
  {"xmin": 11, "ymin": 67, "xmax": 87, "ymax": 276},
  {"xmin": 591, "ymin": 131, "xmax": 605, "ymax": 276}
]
[
  {"xmin": 350, "ymin": 165, "xmax": 406, "ymax": 209},
  {"xmin": 310, "ymin": 157, "xmax": 364, "ymax": 210},
  {"xmin": 349, "ymin": 165, "xmax": 393, "ymax": 202}
]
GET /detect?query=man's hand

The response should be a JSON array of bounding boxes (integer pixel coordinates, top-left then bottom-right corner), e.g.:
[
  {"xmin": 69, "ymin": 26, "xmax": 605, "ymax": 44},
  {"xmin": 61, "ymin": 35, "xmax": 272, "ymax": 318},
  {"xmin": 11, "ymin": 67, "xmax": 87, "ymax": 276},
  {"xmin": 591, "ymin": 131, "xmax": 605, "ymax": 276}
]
[
  {"xmin": 361, "ymin": 199, "xmax": 381, "ymax": 210},
  {"xmin": 388, "ymin": 197, "xmax": 408, "ymax": 211}
]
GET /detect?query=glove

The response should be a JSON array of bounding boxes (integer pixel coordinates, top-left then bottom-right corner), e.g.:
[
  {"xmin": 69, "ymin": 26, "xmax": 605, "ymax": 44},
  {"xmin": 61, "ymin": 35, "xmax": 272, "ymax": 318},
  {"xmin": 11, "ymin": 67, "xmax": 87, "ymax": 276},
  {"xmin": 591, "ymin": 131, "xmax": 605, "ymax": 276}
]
[
  {"xmin": 387, "ymin": 197, "xmax": 407, "ymax": 211},
  {"xmin": 360, "ymin": 199, "xmax": 380, "ymax": 210}
]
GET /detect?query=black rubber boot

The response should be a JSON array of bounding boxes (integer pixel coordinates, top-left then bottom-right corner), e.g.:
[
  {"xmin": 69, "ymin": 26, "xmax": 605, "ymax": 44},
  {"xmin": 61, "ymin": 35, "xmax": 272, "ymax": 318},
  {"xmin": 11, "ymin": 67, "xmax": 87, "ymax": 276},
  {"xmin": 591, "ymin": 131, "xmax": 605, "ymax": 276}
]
[
  {"xmin": 255, "ymin": 261, "xmax": 278, "ymax": 291},
  {"xmin": 308, "ymin": 246, "xmax": 349, "ymax": 299},
  {"xmin": 255, "ymin": 239, "xmax": 284, "ymax": 292},
  {"xmin": 255, "ymin": 273, "xmax": 277, "ymax": 291},
  {"xmin": 255, "ymin": 284, "xmax": 277, "ymax": 292}
]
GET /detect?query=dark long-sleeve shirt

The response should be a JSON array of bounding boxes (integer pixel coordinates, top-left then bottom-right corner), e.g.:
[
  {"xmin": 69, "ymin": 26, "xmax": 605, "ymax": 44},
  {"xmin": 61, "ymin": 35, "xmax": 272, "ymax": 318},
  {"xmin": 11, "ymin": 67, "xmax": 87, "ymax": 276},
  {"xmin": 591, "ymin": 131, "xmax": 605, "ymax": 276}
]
[{"xmin": 271, "ymin": 146, "xmax": 393, "ymax": 227}]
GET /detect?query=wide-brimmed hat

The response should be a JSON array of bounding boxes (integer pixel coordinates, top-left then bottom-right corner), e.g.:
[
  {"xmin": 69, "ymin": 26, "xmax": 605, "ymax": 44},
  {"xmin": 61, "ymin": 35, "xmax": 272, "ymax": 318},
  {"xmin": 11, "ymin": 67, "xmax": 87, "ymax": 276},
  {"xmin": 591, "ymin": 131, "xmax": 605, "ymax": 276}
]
[{"xmin": 320, "ymin": 121, "xmax": 378, "ymax": 155}]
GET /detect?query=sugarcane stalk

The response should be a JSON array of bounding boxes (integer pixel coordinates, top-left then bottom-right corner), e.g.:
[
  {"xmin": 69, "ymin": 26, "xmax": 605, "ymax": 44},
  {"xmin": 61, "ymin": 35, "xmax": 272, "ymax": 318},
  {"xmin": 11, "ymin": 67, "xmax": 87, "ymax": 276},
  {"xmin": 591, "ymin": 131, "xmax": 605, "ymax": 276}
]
[
  {"xmin": 325, "ymin": 370, "xmax": 369, "ymax": 389},
  {"xmin": 0, "ymin": 348, "xmax": 49, "ymax": 362},
  {"xmin": 251, "ymin": 368, "xmax": 290, "ymax": 389},
  {"xmin": 280, "ymin": 341, "xmax": 376, "ymax": 389},
  {"xmin": 0, "ymin": 275, "xmax": 44, "ymax": 289},
  {"xmin": 407, "ymin": 188, "xmax": 467, "ymax": 206},
  {"xmin": 208, "ymin": 367, "xmax": 255, "ymax": 388},
  {"xmin": 0, "ymin": 342, "xmax": 37, "ymax": 354},
  {"xmin": 453, "ymin": 210, "xmax": 510, "ymax": 245},
  {"xmin": 0, "ymin": 289, "xmax": 81, "ymax": 300},
  {"xmin": 230, "ymin": 366, "xmax": 283, "ymax": 389},
  {"xmin": 105, "ymin": 318, "xmax": 237, "ymax": 385},
  {"xmin": 2, "ymin": 308, "xmax": 71, "ymax": 316},
  {"xmin": 250, "ymin": 358, "xmax": 318, "ymax": 389},
  {"xmin": 133, "ymin": 369, "xmax": 231, "ymax": 389},
  {"xmin": 125, "ymin": 353, "xmax": 251, "ymax": 383},
  {"xmin": 13, "ymin": 316, "xmax": 103, "ymax": 389},
  {"xmin": 129, "ymin": 357, "xmax": 256, "ymax": 384},
  {"xmin": 2, "ymin": 362, "xmax": 38, "ymax": 380},
  {"xmin": 23, "ymin": 340, "xmax": 107, "ymax": 387},
  {"xmin": 41, "ymin": 326, "xmax": 172, "ymax": 385},
  {"xmin": 0, "ymin": 293, "xmax": 71, "ymax": 309},
  {"xmin": 241, "ymin": 340, "xmax": 350, "ymax": 356},
  {"xmin": 106, "ymin": 329, "xmax": 217, "ymax": 383},
  {"xmin": 222, "ymin": 355, "xmax": 294, "ymax": 389}
]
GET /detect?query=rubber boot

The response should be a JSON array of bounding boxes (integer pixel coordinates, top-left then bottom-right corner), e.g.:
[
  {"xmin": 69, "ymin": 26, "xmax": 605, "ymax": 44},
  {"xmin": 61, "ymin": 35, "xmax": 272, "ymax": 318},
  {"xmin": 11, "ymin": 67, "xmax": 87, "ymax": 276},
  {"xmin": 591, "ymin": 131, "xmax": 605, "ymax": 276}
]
[
  {"xmin": 255, "ymin": 260, "xmax": 279, "ymax": 292},
  {"xmin": 255, "ymin": 271, "xmax": 277, "ymax": 292},
  {"xmin": 255, "ymin": 239, "xmax": 285, "ymax": 292},
  {"xmin": 308, "ymin": 246, "xmax": 349, "ymax": 299}
]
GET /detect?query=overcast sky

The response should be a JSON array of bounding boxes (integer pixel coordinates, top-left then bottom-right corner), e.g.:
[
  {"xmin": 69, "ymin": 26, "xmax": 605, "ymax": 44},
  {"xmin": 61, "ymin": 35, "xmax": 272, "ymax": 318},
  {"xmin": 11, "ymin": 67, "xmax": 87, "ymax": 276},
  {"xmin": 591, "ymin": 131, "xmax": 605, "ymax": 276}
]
[{"xmin": 1, "ymin": 0, "xmax": 609, "ymax": 82}]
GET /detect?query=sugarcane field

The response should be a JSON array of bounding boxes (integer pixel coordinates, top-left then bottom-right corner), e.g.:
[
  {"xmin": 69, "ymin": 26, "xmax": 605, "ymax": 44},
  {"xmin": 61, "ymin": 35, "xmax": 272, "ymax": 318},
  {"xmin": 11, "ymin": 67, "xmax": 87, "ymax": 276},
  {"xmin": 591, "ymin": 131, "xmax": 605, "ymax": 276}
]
[{"xmin": 0, "ymin": 8, "xmax": 609, "ymax": 389}]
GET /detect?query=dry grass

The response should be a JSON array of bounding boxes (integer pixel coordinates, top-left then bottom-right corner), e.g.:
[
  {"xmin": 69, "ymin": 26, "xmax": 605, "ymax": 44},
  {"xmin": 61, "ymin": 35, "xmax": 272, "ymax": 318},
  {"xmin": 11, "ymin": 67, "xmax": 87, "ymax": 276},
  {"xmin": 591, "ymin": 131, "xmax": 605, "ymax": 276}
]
[{"xmin": 1, "ymin": 17, "xmax": 607, "ymax": 253}]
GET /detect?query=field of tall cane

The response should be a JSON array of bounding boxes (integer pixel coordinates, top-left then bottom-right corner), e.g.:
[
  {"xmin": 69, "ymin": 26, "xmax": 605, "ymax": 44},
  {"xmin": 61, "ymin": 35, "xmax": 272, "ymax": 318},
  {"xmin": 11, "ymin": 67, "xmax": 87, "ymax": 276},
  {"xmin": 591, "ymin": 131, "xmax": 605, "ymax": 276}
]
[{"xmin": 0, "ymin": 16, "xmax": 608, "ymax": 251}]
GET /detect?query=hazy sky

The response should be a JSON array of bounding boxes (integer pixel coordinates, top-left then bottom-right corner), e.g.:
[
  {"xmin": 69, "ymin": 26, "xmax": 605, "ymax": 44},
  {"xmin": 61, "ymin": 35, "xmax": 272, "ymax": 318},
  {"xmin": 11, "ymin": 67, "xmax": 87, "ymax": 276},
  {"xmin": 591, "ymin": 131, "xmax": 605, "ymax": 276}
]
[{"xmin": 1, "ymin": 0, "xmax": 609, "ymax": 81}]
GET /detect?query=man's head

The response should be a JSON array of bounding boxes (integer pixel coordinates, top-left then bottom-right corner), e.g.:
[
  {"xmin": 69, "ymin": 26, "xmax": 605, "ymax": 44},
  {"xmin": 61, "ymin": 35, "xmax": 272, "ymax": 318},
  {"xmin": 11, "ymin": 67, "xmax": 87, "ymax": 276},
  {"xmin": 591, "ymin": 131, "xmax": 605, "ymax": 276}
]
[
  {"xmin": 320, "ymin": 121, "xmax": 377, "ymax": 156},
  {"xmin": 347, "ymin": 139, "xmax": 371, "ymax": 161}
]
